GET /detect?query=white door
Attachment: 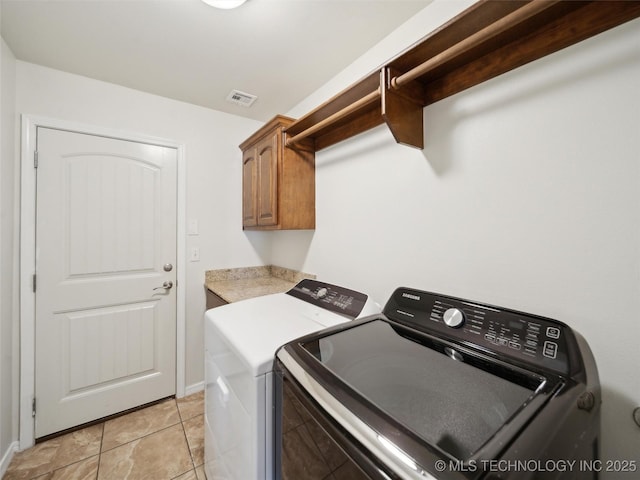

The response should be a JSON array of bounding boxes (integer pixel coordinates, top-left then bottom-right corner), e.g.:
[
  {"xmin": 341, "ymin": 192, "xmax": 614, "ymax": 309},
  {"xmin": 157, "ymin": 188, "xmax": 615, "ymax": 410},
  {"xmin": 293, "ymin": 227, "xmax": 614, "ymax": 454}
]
[{"xmin": 34, "ymin": 127, "xmax": 177, "ymax": 438}]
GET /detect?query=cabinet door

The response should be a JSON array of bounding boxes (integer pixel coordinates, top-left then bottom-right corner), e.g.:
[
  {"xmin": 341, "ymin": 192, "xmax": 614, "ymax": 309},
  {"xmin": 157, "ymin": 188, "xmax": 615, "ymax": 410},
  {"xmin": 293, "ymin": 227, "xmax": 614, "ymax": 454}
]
[
  {"xmin": 256, "ymin": 132, "xmax": 279, "ymax": 226},
  {"xmin": 242, "ymin": 148, "xmax": 258, "ymax": 227}
]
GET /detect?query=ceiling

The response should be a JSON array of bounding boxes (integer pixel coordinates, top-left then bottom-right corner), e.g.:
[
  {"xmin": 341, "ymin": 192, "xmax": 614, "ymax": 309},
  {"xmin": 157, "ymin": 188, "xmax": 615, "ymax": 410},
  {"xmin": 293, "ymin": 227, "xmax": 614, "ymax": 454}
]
[{"xmin": 1, "ymin": 0, "xmax": 431, "ymax": 121}]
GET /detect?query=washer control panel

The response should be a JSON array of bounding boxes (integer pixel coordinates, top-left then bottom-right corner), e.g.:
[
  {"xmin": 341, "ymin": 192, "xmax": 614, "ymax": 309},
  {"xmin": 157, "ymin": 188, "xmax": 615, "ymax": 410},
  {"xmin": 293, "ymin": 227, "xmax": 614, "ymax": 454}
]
[
  {"xmin": 385, "ymin": 287, "xmax": 572, "ymax": 375},
  {"xmin": 287, "ymin": 279, "xmax": 369, "ymax": 319}
]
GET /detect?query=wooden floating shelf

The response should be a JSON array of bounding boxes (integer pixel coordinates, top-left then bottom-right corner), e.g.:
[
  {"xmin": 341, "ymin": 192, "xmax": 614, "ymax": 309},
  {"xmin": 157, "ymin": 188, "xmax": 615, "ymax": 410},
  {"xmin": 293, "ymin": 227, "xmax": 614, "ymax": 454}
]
[
  {"xmin": 285, "ymin": 0, "xmax": 640, "ymax": 152},
  {"xmin": 286, "ymin": 72, "xmax": 383, "ymax": 151}
]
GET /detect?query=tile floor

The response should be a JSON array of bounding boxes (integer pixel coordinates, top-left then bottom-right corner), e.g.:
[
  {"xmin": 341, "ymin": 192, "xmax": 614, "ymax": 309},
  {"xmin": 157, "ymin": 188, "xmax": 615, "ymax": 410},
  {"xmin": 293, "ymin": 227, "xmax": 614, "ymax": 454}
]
[{"xmin": 3, "ymin": 391, "xmax": 206, "ymax": 480}]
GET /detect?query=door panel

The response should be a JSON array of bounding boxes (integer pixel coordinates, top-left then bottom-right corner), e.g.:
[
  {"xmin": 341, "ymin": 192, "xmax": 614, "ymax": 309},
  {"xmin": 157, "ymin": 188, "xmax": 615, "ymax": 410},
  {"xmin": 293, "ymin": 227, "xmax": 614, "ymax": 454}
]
[
  {"xmin": 67, "ymin": 157, "xmax": 157, "ymax": 275},
  {"xmin": 35, "ymin": 127, "xmax": 177, "ymax": 438},
  {"xmin": 65, "ymin": 302, "xmax": 157, "ymax": 392},
  {"xmin": 242, "ymin": 149, "xmax": 257, "ymax": 227},
  {"xmin": 257, "ymin": 132, "xmax": 278, "ymax": 226}
]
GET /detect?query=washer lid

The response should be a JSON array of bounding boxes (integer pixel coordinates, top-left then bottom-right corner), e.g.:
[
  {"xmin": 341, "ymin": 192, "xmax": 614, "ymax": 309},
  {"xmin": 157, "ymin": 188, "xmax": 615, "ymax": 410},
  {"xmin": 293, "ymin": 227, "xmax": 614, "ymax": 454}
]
[
  {"xmin": 304, "ymin": 319, "xmax": 543, "ymax": 460},
  {"xmin": 206, "ymin": 292, "xmax": 353, "ymax": 377},
  {"xmin": 279, "ymin": 317, "xmax": 561, "ymax": 472}
]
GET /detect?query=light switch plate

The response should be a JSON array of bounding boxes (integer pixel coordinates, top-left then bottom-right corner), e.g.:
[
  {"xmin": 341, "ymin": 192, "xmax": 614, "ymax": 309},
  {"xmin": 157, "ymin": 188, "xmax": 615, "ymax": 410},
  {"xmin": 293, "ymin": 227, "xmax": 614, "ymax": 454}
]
[
  {"xmin": 187, "ymin": 219, "xmax": 199, "ymax": 235},
  {"xmin": 190, "ymin": 247, "xmax": 200, "ymax": 262}
]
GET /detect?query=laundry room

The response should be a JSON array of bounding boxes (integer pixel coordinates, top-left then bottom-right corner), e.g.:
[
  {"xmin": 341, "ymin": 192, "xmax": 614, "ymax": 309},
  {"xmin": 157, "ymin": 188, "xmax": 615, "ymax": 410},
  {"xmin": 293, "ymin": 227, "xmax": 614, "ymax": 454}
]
[{"xmin": 1, "ymin": 1, "xmax": 639, "ymax": 479}]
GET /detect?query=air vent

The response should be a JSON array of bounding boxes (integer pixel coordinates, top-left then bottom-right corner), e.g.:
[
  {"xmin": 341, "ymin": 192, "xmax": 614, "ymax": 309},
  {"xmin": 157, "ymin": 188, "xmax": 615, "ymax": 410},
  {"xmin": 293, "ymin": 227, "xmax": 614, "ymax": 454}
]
[{"xmin": 226, "ymin": 90, "xmax": 258, "ymax": 107}]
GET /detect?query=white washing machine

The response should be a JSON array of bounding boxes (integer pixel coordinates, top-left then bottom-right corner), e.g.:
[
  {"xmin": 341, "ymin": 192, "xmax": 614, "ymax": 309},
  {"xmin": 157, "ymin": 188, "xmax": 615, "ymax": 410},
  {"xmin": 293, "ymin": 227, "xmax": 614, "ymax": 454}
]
[{"xmin": 204, "ymin": 279, "xmax": 379, "ymax": 480}]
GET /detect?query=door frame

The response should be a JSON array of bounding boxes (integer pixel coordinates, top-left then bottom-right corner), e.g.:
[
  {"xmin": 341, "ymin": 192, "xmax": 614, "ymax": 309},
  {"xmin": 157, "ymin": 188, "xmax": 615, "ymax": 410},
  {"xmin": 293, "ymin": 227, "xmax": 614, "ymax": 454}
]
[{"xmin": 19, "ymin": 115, "xmax": 187, "ymax": 449}]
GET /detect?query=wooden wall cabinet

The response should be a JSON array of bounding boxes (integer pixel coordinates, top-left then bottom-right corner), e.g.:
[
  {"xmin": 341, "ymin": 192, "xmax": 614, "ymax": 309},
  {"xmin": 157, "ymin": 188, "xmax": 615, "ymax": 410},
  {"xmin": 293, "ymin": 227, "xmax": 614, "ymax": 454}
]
[{"xmin": 240, "ymin": 115, "xmax": 315, "ymax": 230}]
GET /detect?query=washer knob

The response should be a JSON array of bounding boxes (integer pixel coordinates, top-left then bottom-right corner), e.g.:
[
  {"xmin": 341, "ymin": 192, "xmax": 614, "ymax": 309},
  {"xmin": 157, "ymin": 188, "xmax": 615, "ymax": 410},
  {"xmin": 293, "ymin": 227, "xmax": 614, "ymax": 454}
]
[
  {"xmin": 316, "ymin": 287, "xmax": 328, "ymax": 299},
  {"xmin": 443, "ymin": 308, "xmax": 465, "ymax": 328}
]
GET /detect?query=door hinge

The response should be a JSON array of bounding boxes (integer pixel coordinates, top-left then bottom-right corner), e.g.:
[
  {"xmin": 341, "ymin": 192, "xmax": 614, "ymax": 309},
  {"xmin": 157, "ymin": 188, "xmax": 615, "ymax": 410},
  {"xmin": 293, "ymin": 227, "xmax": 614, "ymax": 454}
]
[
  {"xmin": 34, "ymin": 151, "xmax": 39, "ymax": 169},
  {"xmin": 32, "ymin": 397, "xmax": 36, "ymax": 417},
  {"xmin": 32, "ymin": 274, "xmax": 37, "ymax": 293}
]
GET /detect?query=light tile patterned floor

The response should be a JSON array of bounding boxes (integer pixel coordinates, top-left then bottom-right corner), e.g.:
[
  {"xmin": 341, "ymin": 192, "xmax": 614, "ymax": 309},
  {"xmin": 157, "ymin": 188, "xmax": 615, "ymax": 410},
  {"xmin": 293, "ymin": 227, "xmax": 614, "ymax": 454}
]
[{"xmin": 3, "ymin": 391, "xmax": 205, "ymax": 480}]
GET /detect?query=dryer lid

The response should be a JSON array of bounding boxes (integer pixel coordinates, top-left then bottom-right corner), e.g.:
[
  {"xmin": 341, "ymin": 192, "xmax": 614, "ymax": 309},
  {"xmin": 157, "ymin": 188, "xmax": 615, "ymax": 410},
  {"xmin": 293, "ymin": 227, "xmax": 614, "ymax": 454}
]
[{"xmin": 206, "ymin": 293, "xmax": 353, "ymax": 377}]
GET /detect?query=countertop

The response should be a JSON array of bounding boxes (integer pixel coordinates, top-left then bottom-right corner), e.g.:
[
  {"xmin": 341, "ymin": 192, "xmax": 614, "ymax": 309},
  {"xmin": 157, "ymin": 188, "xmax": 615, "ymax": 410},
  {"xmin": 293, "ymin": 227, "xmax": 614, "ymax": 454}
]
[{"xmin": 205, "ymin": 265, "xmax": 315, "ymax": 303}]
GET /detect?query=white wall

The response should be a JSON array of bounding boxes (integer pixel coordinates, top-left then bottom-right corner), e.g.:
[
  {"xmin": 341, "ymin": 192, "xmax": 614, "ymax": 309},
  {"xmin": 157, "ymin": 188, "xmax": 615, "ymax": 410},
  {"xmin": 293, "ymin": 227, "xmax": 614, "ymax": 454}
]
[
  {"xmin": 15, "ymin": 61, "xmax": 270, "ymax": 388},
  {"xmin": 273, "ymin": 0, "xmax": 640, "ymax": 474},
  {"xmin": 0, "ymin": 32, "xmax": 18, "ymax": 473}
]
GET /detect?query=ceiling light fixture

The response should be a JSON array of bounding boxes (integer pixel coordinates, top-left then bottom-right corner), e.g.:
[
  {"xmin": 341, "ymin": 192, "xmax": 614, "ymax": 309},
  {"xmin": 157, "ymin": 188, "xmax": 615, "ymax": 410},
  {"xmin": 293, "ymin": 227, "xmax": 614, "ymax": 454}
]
[{"xmin": 201, "ymin": 0, "xmax": 247, "ymax": 9}]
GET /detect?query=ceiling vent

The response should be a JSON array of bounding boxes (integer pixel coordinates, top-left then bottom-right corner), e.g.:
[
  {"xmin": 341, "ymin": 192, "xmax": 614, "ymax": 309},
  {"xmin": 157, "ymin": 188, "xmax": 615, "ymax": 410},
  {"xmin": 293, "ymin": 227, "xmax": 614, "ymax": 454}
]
[{"xmin": 226, "ymin": 90, "xmax": 258, "ymax": 107}]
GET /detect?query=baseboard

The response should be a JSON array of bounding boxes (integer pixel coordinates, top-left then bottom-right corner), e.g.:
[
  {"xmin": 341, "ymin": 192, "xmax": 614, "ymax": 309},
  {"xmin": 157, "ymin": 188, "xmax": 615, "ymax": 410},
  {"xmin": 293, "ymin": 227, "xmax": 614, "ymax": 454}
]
[
  {"xmin": 0, "ymin": 441, "xmax": 18, "ymax": 478},
  {"xmin": 183, "ymin": 381, "xmax": 204, "ymax": 397}
]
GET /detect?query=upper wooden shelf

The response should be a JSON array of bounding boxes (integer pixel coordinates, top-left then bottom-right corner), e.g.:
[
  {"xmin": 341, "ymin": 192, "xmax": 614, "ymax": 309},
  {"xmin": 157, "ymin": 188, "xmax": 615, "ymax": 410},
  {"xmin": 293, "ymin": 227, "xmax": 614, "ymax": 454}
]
[{"xmin": 285, "ymin": 0, "xmax": 640, "ymax": 151}]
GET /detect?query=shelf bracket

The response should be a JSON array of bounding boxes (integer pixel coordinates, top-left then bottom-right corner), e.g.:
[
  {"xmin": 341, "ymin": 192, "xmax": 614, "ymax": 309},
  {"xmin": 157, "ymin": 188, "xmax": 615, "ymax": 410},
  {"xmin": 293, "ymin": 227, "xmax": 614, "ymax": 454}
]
[{"xmin": 381, "ymin": 67, "xmax": 424, "ymax": 150}]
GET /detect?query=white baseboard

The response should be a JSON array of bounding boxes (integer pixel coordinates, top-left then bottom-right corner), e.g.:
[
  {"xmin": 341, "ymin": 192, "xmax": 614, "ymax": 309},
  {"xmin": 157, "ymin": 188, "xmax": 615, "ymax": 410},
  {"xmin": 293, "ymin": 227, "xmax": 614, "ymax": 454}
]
[
  {"xmin": 0, "ymin": 441, "xmax": 18, "ymax": 478},
  {"xmin": 183, "ymin": 381, "xmax": 204, "ymax": 397}
]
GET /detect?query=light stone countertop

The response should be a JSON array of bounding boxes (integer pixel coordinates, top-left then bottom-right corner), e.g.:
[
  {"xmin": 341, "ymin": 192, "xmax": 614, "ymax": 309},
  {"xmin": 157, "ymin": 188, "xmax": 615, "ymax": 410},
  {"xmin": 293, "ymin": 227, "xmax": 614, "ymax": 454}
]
[{"xmin": 205, "ymin": 265, "xmax": 315, "ymax": 303}]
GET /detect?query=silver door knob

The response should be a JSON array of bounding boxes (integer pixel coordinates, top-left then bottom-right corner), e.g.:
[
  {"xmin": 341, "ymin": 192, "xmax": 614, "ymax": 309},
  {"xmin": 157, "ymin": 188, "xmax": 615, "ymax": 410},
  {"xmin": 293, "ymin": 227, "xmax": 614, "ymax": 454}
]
[
  {"xmin": 163, "ymin": 264, "xmax": 173, "ymax": 272},
  {"xmin": 153, "ymin": 281, "xmax": 173, "ymax": 291}
]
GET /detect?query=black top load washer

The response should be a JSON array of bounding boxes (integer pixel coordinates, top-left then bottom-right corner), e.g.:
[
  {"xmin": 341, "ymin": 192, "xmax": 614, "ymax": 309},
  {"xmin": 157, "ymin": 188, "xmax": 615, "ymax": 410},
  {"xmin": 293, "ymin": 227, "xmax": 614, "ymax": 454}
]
[{"xmin": 275, "ymin": 287, "xmax": 600, "ymax": 480}]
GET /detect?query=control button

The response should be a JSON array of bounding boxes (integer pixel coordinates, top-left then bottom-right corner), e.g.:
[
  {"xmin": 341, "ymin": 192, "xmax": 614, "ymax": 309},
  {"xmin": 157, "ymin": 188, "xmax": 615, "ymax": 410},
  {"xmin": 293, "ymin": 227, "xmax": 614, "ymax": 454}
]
[
  {"xmin": 316, "ymin": 287, "xmax": 328, "ymax": 299},
  {"xmin": 508, "ymin": 341, "xmax": 521, "ymax": 350},
  {"xmin": 546, "ymin": 326, "xmax": 561, "ymax": 339},
  {"xmin": 443, "ymin": 308, "xmax": 465, "ymax": 328},
  {"xmin": 543, "ymin": 341, "xmax": 558, "ymax": 359},
  {"xmin": 498, "ymin": 337, "xmax": 508, "ymax": 346},
  {"xmin": 484, "ymin": 333, "xmax": 496, "ymax": 343}
]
